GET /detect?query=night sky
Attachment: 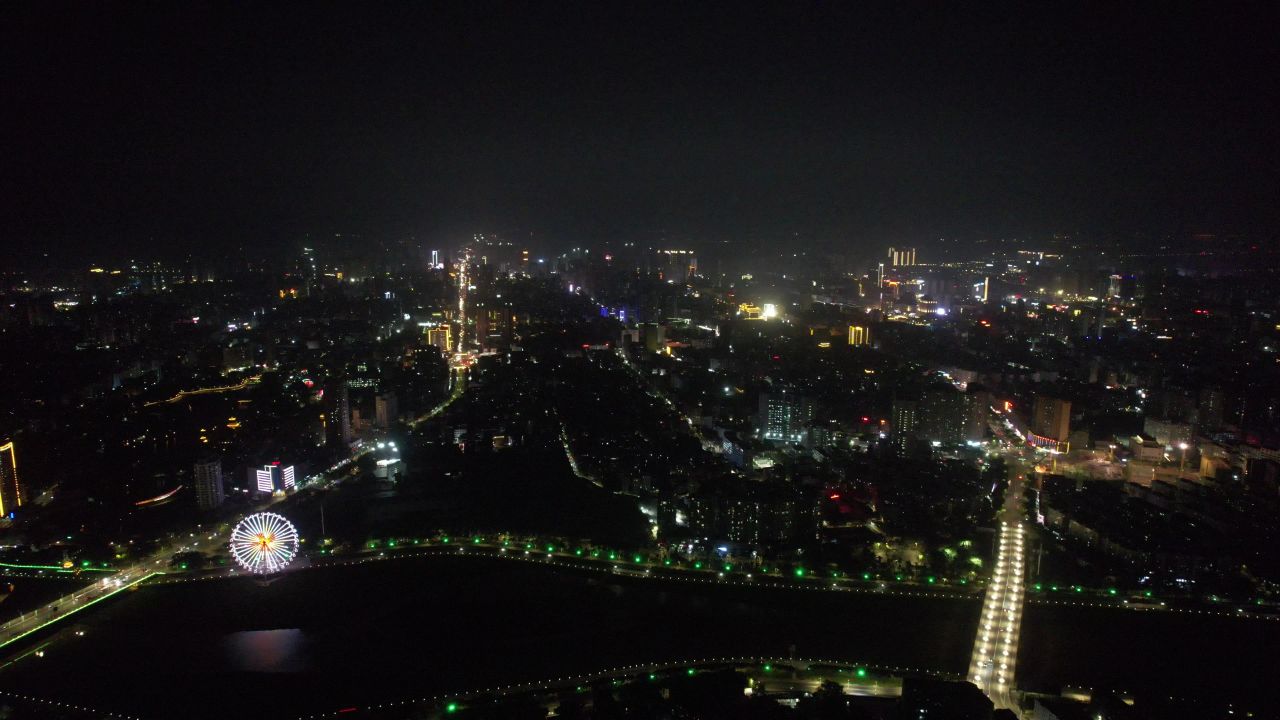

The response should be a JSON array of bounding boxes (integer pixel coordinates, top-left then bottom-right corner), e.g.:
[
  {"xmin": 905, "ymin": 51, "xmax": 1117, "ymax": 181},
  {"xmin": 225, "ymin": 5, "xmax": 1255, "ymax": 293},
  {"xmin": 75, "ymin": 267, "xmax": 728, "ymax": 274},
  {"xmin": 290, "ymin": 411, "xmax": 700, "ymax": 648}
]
[{"xmin": 3, "ymin": 3, "xmax": 1277, "ymax": 258}]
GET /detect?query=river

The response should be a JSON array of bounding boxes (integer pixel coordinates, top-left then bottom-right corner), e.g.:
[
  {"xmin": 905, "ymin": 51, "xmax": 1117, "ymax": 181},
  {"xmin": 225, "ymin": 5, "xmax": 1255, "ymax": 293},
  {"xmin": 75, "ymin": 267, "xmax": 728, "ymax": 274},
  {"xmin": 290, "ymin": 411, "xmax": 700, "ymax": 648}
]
[{"xmin": 0, "ymin": 554, "xmax": 1274, "ymax": 719}]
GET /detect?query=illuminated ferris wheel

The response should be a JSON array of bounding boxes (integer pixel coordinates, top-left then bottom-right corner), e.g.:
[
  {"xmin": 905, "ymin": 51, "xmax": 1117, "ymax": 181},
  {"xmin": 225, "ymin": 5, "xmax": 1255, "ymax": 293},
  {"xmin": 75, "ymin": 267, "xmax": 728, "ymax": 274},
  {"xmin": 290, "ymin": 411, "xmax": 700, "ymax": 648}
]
[{"xmin": 229, "ymin": 512, "xmax": 300, "ymax": 574}]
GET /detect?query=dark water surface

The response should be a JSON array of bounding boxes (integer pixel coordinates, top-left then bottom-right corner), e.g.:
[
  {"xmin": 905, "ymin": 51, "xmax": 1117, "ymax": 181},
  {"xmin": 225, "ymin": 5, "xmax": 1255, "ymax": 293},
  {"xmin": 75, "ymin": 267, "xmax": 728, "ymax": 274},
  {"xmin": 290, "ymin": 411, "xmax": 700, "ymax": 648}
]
[
  {"xmin": 0, "ymin": 555, "xmax": 1275, "ymax": 719},
  {"xmin": 1, "ymin": 554, "xmax": 976, "ymax": 719},
  {"xmin": 1019, "ymin": 601, "xmax": 1278, "ymax": 708}
]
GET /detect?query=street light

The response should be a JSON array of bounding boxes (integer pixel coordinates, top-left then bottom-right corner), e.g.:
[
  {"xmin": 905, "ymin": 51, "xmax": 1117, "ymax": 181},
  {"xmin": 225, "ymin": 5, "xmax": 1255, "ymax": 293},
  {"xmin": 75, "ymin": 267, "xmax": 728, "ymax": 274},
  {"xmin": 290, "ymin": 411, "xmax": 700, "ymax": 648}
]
[{"xmin": 1178, "ymin": 441, "xmax": 1189, "ymax": 472}]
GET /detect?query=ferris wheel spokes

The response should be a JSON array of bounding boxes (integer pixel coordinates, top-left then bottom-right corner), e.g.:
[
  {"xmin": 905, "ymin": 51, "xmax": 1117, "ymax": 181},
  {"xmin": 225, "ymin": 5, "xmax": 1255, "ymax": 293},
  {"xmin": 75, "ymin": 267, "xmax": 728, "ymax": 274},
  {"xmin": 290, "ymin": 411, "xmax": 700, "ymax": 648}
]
[{"xmin": 230, "ymin": 512, "xmax": 300, "ymax": 574}]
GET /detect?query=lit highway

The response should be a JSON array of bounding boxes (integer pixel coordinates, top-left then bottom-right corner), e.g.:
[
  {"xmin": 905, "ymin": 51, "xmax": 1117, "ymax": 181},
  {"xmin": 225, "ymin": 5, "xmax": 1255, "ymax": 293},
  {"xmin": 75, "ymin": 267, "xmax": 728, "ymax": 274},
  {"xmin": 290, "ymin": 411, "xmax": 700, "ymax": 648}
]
[
  {"xmin": 0, "ymin": 529, "xmax": 222, "ymax": 650},
  {"xmin": 968, "ymin": 460, "xmax": 1027, "ymax": 714}
]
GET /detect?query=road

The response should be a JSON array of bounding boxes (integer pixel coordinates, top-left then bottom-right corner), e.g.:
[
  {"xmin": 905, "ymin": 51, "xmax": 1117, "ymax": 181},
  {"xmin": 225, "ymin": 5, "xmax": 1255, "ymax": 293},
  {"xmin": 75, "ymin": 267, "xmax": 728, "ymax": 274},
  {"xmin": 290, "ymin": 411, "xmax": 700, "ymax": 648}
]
[
  {"xmin": 0, "ymin": 528, "xmax": 223, "ymax": 649},
  {"xmin": 967, "ymin": 457, "xmax": 1028, "ymax": 714}
]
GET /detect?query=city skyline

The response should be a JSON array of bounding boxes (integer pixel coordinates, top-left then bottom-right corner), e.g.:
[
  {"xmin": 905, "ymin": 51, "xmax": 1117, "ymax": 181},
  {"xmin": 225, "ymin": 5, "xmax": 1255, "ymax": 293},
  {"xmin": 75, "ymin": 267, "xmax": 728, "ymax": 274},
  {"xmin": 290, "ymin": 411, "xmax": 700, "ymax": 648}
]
[{"xmin": 2, "ymin": 5, "xmax": 1279, "ymax": 720}]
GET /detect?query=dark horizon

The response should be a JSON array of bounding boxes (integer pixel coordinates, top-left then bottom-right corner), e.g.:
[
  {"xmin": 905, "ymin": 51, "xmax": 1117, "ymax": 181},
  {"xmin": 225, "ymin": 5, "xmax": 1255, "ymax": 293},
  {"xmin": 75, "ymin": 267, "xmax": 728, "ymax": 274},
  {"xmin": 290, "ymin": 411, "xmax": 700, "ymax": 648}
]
[{"xmin": 4, "ymin": 3, "xmax": 1278, "ymax": 259}]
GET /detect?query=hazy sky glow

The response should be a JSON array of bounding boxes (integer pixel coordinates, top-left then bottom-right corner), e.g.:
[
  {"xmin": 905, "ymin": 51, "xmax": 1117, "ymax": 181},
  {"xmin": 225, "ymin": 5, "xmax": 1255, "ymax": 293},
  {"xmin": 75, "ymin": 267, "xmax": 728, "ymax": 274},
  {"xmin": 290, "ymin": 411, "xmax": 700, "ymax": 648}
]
[{"xmin": 3, "ymin": 3, "xmax": 1277, "ymax": 256}]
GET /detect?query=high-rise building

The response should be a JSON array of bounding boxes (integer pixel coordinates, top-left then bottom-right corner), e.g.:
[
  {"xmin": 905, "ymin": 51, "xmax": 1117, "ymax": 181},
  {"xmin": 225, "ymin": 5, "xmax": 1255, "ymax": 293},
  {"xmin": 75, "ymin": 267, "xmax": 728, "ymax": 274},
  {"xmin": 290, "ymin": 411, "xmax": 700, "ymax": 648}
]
[
  {"xmin": 887, "ymin": 247, "xmax": 917, "ymax": 267},
  {"xmin": 892, "ymin": 390, "xmax": 984, "ymax": 451},
  {"xmin": 1032, "ymin": 395, "xmax": 1071, "ymax": 442},
  {"xmin": 1143, "ymin": 417, "xmax": 1193, "ymax": 449},
  {"xmin": 0, "ymin": 440, "xmax": 20, "ymax": 519},
  {"xmin": 252, "ymin": 462, "xmax": 296, "ymax": 494},
  {"xmin": 969, "ymin": 389, "xmax": 993, "ymax": 439},
  {"xmin": 426, "ymin": 324, "xmax": 452, "ymax": 354},
  {"xmin": 475, "ymin": 306, "xmax": 513, "ymax": 349},
  {"xmin": 890, "ymin": 399, "xmax": 919, "ymax": 453},
  {"xmin": 193, "ymin": 456, "xmax": 224, "ymax": 510},
  {"xmin": 848, "ymin": 324, "xmax": 872, "ymax": 347},
  {"xmin": 1108, "ymin": 273, "xmax": 1122, "ymax": 298},
  {"xmin": 973, "ymin": 276, "xmax": 989, "ymax": 303},
  {"xmin": 641, "ymin": 323, "xmax": 667, "ymax": 353},
  {"xmin": 758, "ymin": 390, "xmax": 813, "ymax": 443},
  {"xmin": 685, "ymin": 481, "xmax": 807, "ymax": 545},
  {"xmin": 1107, "ymin": 274, "xmax": 1137, "ymax": 300},
  {"xmin": 301, "ymin": 246, "xmax": 318, "ymax": 296},
  {"xmin": 919, "ymin": 388, "xmax": 979, "ymax": 445},
  {"xmin": 327, "ymin": 380, "xmax": 353, "ymax": 447},
  {"xmin": 375, "ymin": 391, "xmax": 399, "ymax": 429},
  {"xmin": 1198, "ymin": 386, "xmax": 1225, "ymax": 433}
]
